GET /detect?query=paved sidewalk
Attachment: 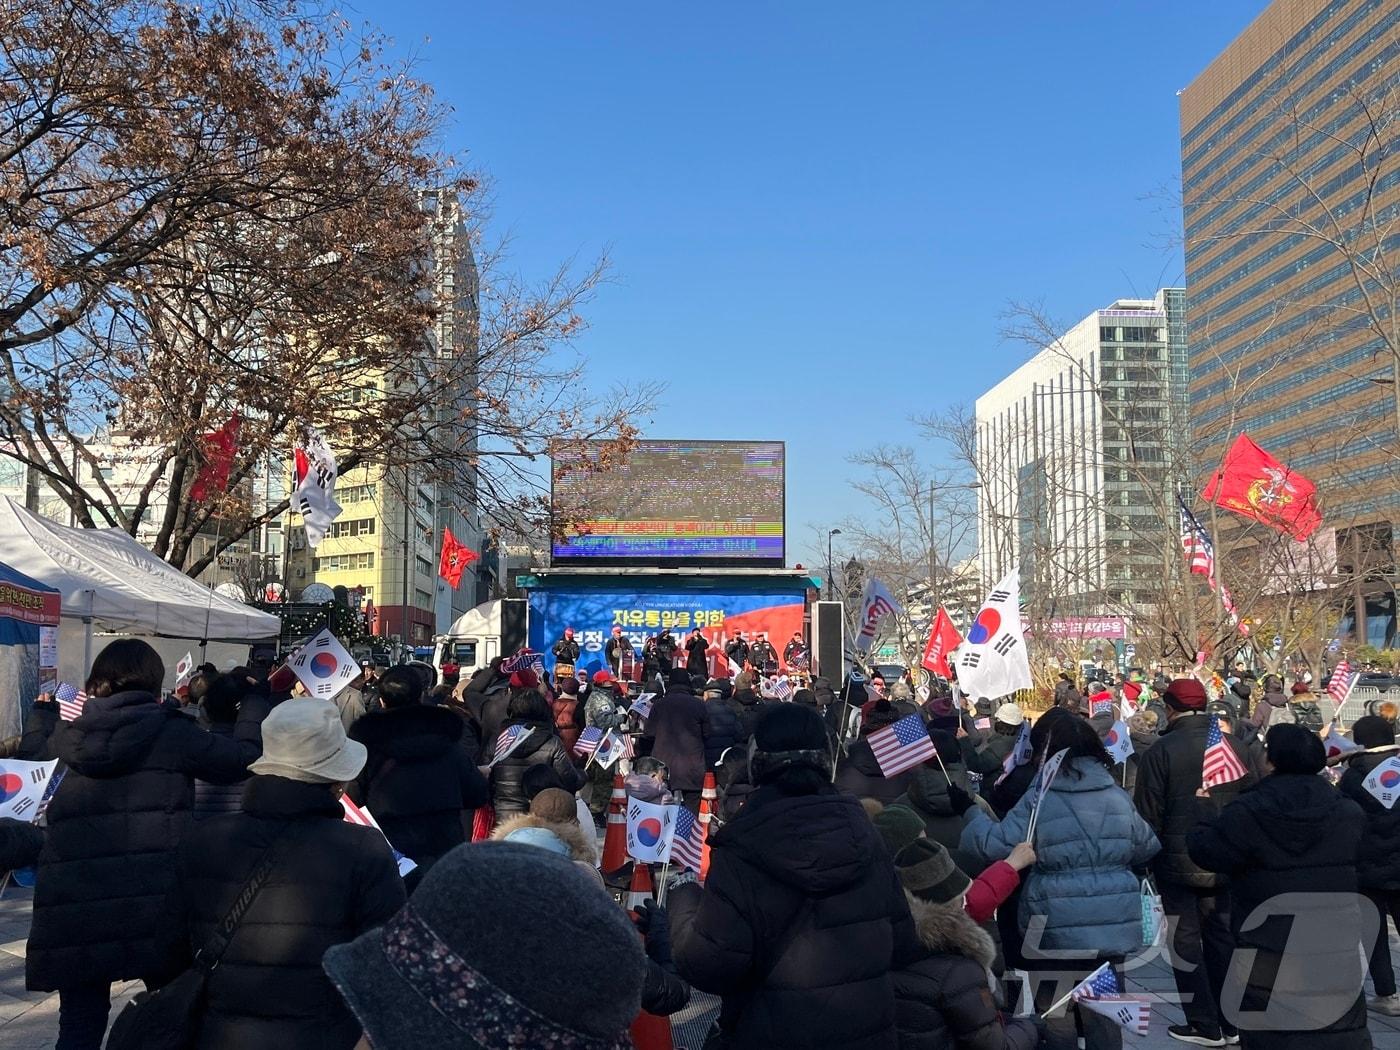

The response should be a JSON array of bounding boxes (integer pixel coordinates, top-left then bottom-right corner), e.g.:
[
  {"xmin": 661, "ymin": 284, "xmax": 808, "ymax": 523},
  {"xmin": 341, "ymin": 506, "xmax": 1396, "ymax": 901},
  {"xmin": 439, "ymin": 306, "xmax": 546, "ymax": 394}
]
[{"xmin": 3, "ymin": 880, "xmax": 1400, "ymax": 1048}]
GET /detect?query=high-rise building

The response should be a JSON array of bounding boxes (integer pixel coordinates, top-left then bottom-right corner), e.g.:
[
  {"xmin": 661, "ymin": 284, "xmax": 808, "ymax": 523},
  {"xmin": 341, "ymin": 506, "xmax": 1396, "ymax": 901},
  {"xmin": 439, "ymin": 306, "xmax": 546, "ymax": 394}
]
[
  {"xmin": 975, "ymin": 290, "xmax": 1187, "ymax": 618},
  {"xmin": 290, "ymin": 188, "xmax": 494, "ymax": 648},
  {"xmin": 1181, "ymin": 0, "xmax": 1400, "ymax": 646}
]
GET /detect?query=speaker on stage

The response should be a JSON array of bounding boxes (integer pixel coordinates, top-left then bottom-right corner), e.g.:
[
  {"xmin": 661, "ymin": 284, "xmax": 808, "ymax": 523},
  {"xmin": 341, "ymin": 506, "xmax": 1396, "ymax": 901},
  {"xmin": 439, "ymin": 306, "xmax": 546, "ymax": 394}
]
[
  {"xmin": 501, "ymin": 597, "xmax": 528, "ymax": 655},
  {"xmin": 810, "ymin": 600, "xmax": 845, "ymax": 683}
]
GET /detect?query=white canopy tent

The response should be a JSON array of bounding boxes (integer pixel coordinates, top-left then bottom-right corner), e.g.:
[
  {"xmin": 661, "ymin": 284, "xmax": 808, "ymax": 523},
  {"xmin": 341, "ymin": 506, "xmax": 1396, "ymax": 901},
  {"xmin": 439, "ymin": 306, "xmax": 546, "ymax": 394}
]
[{"xmin": 0, "ymin": 497, "xmax": 279, "ymax": 678}]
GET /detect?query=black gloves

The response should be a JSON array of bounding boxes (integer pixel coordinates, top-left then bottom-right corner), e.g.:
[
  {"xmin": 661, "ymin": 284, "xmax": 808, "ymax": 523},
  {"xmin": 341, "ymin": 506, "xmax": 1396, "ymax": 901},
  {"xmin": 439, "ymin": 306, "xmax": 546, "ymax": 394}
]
[{"xmin": 945, "ymin": 783, "xmax": 975, "ymax": 817}]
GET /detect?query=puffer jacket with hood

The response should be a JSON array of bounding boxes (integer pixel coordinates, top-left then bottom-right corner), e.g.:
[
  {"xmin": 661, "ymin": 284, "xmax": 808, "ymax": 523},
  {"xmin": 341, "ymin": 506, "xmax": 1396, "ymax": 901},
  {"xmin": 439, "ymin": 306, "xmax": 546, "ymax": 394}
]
[
  {"xmin": 1339, "ymin": 745, "xmax": 1400, "ymax": 890},
  {"xmin": 894, "ymin": 765, "xmax": 994, "ymax": 872},
  {"xmin": 1187, "ymin": 773, "xmax": 1368, "ymax": 1050},
  {"xmin": 893, "ymin": 895, "xmax": 1040, "ymax": 1050},
  {"xmin": 488, "ymin": 721, "xmax": 587, "ymax": 819},
  {"xmin": 348, "ymin": 705, "xmax": 489, "ymax": 868},
  {"xmin": 670, "ymin": 784, "xmax": 920, "ymax": 1050},
  {"xmin": 961, "ymin": 758, "xmax": 1159, "ymax": 957},
  {"xmin": 26, "ymin": 690, "xmax": 262, "ymax": 991},
  {"xmin": 1249, "ymin": 683, "xmax": 1290, "ymax": 732},
  {"xmin": 725, "ymin": 686, "xmax": 771, "ymax": 742},
  {"xmin": 703, "ymin": 696, "xmax": 742, "ymax": 768},
  {"xmin": 835, "ymin": 737, "xmax": 913, "ymax": 806}
]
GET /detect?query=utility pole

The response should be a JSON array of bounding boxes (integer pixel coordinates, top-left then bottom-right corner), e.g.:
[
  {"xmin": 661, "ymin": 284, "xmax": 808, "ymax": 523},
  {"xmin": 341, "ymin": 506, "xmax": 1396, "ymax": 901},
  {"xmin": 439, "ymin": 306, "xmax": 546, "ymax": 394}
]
[{"xmin": 401, "ymin": 464, "xmax": 411, "ymax": 658}]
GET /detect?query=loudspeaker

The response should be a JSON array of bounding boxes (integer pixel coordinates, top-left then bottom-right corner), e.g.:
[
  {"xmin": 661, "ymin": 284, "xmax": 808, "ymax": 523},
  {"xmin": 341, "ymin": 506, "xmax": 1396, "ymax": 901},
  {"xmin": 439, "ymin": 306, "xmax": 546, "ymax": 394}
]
[
  {"xmin": 810, "ymin": 601, "xmax": 845, "ymax": 683},
  {"xmin": 501, "ymin": 597, "xmax": 528, "ymax": 655}
]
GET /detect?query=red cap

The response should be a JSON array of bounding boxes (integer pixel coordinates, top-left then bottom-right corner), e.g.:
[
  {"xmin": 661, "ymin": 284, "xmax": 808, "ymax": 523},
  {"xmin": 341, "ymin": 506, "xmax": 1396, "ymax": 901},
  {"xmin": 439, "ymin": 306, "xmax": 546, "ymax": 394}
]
[
  {"xmin": 509, "ymin": 669, "xmax": 539, "ymax": 689},
  {"xmin": 1123, "ymin": 681, "xmax": 1143, "ymax": 702},
  {"xmin": 1290, "ymin": 682, "xmax": 1311, "ymax": 695},
  {"xmin": 1164, "ymin": 678, "xmax": 1207, "ymax": 710},
  {"xmin": 592, "ymin": 669, "xmax": 614, "ymax": 686}
]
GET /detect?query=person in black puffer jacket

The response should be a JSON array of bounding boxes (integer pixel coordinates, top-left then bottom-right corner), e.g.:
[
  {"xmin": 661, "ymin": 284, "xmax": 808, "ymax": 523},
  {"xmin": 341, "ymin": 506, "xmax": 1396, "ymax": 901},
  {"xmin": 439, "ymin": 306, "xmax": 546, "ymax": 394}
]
[
  {"xmin": 892, "ymin": 850, "xmax": 1041, "ymax": 1050},
  {"xmin": 489, "ymin": 690, "xmax": 586, "ymax": 820},
  {"xmin": 0, "ymin": 817, "xmax": 43, "ymax": 871},
  {"xmin": 26, "ymin": 640, "xmax": 265, "ymax": 1050},
  {"xmin": 725, "ymin": 673, "xmax": 772, "ymax": 743},
  {"xmin": 348, "ymin": 666, "xmax": 489, "ymax": 872},
  {"xmin": 1, "ymin": 691, "xmax": 61, "ymax": 760},
  {"xmin": 1134, "ymin": 678, "xmax": 1259, "ymax": 1045},
  {"xmin": 1188, "ymin": 724, "xmax": 1369, "ymax": 1050},
  {"xmin": 702, "ymin": 679, "xmax": 741, "ymax": 769},
  {"xmin": 174, "ymin": 699, "xmax": 405, "ymax": 1050},
  {"xmin": 1337, "ymin": 714, "xmax": 1400, "ymax": 1015},
  {"xmin": 835, "ymin": 701, "xmax": 913, "ymax": 806},
  {"xmin": 670, "ymin": 703, "xmax": 920, "ymax": 1050},
  {"xmin": 647, "ymin": 673, "xmax": 710, "ymax": 801}
]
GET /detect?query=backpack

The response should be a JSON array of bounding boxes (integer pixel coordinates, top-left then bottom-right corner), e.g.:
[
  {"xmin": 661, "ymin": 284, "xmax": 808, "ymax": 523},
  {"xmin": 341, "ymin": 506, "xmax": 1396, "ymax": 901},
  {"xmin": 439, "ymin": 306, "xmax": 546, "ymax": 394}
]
[{"xmin": 1287, "ymin": 699, "xmax": 1325, "ymax": 732}]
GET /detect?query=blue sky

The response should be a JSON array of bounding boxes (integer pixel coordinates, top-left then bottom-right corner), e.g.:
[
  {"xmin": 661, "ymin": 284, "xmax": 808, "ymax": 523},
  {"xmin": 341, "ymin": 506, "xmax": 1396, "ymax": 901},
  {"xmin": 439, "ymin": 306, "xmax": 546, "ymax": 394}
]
[{"xmin": 363, "ymin": 1, "xmax": 1262, "ymax": 561}]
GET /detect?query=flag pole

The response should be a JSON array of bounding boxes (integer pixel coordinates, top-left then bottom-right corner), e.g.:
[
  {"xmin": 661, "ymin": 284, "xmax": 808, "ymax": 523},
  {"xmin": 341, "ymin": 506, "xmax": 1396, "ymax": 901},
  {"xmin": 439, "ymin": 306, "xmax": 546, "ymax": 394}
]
[
  {"xmin": 1039, "ymin": 985, "xmax": 1080, "ymax": 1021},
  {"xmin": 656, "ymin": 859, "xmax": 672, "ymax": 906},
  {"xmin": 931, "ymin": 744, "xmax": 953, "ymax": 785},
  {"xmin": 198, "ymin": 512, "xmax": 226, "ymax": 666}
]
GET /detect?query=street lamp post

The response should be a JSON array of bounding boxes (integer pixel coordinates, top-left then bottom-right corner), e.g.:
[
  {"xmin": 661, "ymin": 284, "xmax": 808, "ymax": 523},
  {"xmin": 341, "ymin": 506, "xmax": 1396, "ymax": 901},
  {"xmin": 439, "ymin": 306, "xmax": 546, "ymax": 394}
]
[{"xmin": 827, "ymin": 529, "xmax": 842, "ymax": 601}]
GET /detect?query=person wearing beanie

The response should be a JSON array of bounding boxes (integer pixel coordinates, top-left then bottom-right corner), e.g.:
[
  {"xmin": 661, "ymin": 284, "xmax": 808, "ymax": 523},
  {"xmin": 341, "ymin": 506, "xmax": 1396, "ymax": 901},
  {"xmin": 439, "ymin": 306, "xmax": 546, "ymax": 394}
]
[
  {"xmin": 26, "ymin": 640, "xmax": 267, "ymax": 1049},
  {"xmin": 1337, "ymin": 715, "xmax": 1400, "ymax": 1015},
  {"xmin": 1188, "ymin": 723, "xmax": 1369, "ymax": 1047},
  {"xmin": 324, "ymin": 842, "xmax": 647, "ymax": 1050},
  {"xmin": 1131, "ymin": 675, "xmax": 1258, "ymax": 1046},
  {"xmin": 961, "ymin": 715, "xmax": 1158, "ymax": 1050},
  {"xmin": 346, "ymin": 665, "xmax": 489, "ymax": 875},
  {"xmin": 670, "ymin": 703, "xmax": 920, "ymax": 1050},
  {"xmin": 173, "ymin": 698, "xmax": 406, "ymax": 1050},
  {"xmin": 872, "ymin": 803, "xmax": 926, "ymax": 856},
  {"xmin": 891, "ymin": 839, "xmax": 1041, "ymax": 1050},
  {"xmin": 488, "ymin": 689, "xmax": 586, "ymax": 821}
]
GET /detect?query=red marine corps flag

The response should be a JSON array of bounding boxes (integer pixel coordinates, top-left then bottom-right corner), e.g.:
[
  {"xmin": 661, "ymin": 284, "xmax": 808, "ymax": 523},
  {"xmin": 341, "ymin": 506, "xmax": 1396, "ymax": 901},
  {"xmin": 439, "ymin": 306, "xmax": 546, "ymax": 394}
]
[
  {"xmin": 189, "ymin": 413, "xmax": 241, "ymax": 502},
  {"xmin": 920, "ymin": 606, "xmax": 962, "ymax": 679},
  {"xmin": 438, "ymin": 527, "xmax": 477, "ymax": 589},
  {"xmin": 1202, "ymin": 433, "xmax": 1322, "ymax": 541}
]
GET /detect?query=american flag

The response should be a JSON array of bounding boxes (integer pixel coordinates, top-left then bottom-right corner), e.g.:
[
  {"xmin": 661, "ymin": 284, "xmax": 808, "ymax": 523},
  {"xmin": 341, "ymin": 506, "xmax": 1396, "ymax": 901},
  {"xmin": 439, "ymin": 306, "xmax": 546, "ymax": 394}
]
[
  {"xmin": 1071, "ymin": 962, "xmax": 1120, "ymax": 1000},
  {"xmin": 769, "ymin": 676, "xmax": 793, "ymax": 701},
  {"xmin": 574, "ymin": 726, "xmax": 604, "ymax": 757},
  {"xmin": 629, "ymin": 693, "xmax": 655, "ymax": 718},
  {"xmin": 55, "ymin": 683, "xmax": 87, "ymax": 722},
  {"xmin": 1202, "ymin": 714, "xmax": 1247, "ymax": 788},
  {"xmin": 341, "ymin": 797, "xmax": 416, "ymax": 877},
  {"xmin": 670, "ymin": 806, "xmax": 706, "ymax": 872},
  {"xmin": 35, "ymin": 768, "xmax": 65, "ymax": 819},
  {"xmin": 867, "ymin": 713, "xmax": 936, "ymax": 778},
  {"xmin": 1179, "ymin": 500, "xmax": 1248, "ymax": 635},
  {"xmin": 500, "ymin": 649, "xmax": 544, "ymax": 675},
  {"xmin": 493, "ymin": 725, "xmax": 527, "ymax": 762},
  {"xmin": 1328, "ymin": 659, "xmax": 1357, "ymax": 706}
]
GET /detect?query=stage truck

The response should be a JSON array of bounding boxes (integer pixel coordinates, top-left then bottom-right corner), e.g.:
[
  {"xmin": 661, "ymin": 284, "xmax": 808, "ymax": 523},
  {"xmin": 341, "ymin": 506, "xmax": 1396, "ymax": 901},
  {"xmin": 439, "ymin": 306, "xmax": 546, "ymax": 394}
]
[{"xmin": 433, "ymin": 439, "xmax": 845, "ymax": 683}]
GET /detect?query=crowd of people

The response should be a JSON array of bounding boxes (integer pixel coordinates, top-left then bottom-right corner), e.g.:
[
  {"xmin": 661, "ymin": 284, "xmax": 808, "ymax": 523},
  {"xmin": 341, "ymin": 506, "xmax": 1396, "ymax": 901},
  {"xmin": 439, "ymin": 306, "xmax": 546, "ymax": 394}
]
[{"xmin": 0, "ymin": 635, "xmax": 1394, "ymax": 1050}]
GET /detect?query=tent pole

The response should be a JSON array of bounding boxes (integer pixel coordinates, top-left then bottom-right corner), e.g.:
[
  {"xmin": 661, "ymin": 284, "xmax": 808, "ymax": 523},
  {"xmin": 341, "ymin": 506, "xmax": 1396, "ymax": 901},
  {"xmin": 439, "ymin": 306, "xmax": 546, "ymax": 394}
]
[{"xmin": 82, "ymin": 589, "xmax": 94, "ymax": 677}]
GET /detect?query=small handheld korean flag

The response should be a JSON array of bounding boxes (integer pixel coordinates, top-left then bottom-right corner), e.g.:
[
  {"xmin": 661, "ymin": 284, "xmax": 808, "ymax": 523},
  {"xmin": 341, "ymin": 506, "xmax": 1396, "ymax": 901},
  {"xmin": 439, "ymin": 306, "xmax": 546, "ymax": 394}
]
[
  {"xmin": 0, "ymin": 759, "xmax": 58, "ymax": 822},
  {"xmin": 955, "ymin": 569, "xmax": 1033, "ymax": 700},
  {"xmin": 1363, "ymin": 756, "xmax": 1400, "ymax": 810},
  {"xmin": 1103, "ymin": 721, "xmax": 1135, "ymax": 766},
  {"xmin": 1323, "ymin": 726, "xmax": 1363, "ymax": 761},
  {"xmin": 174, "ymin": 651, "xmax": 195, "ymax": 689},
  {"xmin": 288, "ymin": 628, "xmax": 360, "ymax": 700},
  {"xmin": 626, "ymin": 798, "xmax": 678, "ymax": 863}
]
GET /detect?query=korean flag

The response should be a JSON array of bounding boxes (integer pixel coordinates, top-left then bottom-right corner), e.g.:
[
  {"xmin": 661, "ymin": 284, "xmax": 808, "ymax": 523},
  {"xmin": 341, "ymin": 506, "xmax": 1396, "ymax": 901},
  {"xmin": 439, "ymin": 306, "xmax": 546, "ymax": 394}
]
[
  {"xmin": 289, "ymin": 628, "xmax": 361, "ymax": 700},
  {"xmin": 1364, "ymin": 756, "xmax": 1400, "ymax": 810},
  {"xmin": 956, "ymin": 568, "xmax": 1033, "ymax": 700}
]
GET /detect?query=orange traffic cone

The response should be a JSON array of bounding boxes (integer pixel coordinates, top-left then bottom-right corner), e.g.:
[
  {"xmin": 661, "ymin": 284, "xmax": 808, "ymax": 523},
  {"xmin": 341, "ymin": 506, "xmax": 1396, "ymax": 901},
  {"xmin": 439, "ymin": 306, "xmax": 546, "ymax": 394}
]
[
  {"xmin": 627, "ymin": 860, "xmax": 655, "ymax": 913},
  {"xmin": 698, "ymin": 771, "xmax": 717, "ymax": 881},
  {"xmin": 601, "ymin": 772, "xmax": 629, "ymax": 875}
]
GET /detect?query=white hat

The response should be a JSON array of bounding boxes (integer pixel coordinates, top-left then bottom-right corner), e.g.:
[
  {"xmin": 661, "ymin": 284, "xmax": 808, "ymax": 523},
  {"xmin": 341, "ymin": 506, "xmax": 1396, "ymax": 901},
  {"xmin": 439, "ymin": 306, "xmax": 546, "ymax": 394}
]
[
  {"xmin": 249, "ymin": 698, "xmax": 366, "ymax": 784},
  {"xmin": 994, "ymin": 702, "xmax": 1026, "ymax": 726}
]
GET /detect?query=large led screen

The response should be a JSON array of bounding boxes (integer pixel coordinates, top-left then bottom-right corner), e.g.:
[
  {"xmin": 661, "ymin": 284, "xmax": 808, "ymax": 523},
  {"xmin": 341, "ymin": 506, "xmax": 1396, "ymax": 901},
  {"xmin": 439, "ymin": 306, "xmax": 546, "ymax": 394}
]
[{"xmin": 551, "ymin": 439, "xmax": 785, "ymax": 565}]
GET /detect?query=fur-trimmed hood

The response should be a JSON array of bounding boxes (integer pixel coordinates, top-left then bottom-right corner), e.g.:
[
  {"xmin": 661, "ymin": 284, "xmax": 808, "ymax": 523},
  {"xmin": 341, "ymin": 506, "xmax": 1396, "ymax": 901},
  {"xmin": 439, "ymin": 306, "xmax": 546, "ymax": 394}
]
[
  {"xmin": 490, "ymin": 812, "xmax": 597, "ymax": 864},
  {"xmin": 905, "ymin": 892, "xmax": 996, "ymax": 973}
]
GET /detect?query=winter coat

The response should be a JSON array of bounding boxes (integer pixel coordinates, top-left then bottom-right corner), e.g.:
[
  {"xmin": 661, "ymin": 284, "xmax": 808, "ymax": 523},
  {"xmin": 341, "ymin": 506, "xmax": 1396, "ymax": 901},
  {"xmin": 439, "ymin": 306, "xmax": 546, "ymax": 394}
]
[
  {"xmin": 174, "ymin": 776, "xmax": 406, "ymax": 1050},
  {"xmin": 656, "ymin": 633, "xmax": 679, "ymax": 668},
  {"xmin": 1249, "ymin": 689, "xmax": 1289, "ymax": 731},
  {"xmin": 552, "ymin": 637, "xmax": 581, "ymax": 665},
  {"xmin": 490, "ymin": 812, "xmax": 597, "ymax": 863},
  {"xmin": 1339, "ymin": 746, "xmax": 1400, "ymax": 891},
  {"xmin": 725, "ymin": 688, "xmax": 772, "ymax": 742},
  {"xmin": 960, "ymin": 758, "xmax": 1159, "ymax": 958},
  {"xmin": 959, "ymin": 730, "xmax": 1017, "ymax": 780},
  {"xmin": 1187, "ymin": 773, "xmax": 1368, "ymax": 1050},
  {"xmin": 605, "ymin": 635, "xmax": 634, "ymax": 672},
  {"xmin": 895, "ymin": 765, "xmax": 993, "ymax": 873},
  {"xmin": 550, "ymin": 694, "xmax": 584, "ymax": 753},
  {"xmin": 670, "ymin": 784, "xmax": 920, "ymax": 1050},
  {"xmin": 193, "ymin": 720, "xmax": 249, "ymax": 821},
  {"xmin": 15, "ymin": 699, "xmax": 61, "ymax": 760},
  {"xmin": 647, "ymin": 687, "xmax": 709, "ymax": 792},
  {"xmin": 1133, "ymin": 712, "xmax": 1257, "ymax": 891},
  {"xmin": 893, "ymin": 895, "xmax": 1040, "ymax": 1050},
  {"xmin": 488, "ymin": 721, "xmax": 586, "ymax": 819},
  {"xmin": 585, "ymin": 687, "xmax": 629, "ymax": 732},
  {"xmin": 0, "ymin": 817, "xmax": 43, "ymax": 871},
  {"xmin": 725, "ymin": 639, "xmax": 750, "ymax": 667},
  {"xmin": 685, "ymin": 635, "xmax": 710, "ymax": 674},
  {"xmin": 985, "ymin": 755, "xmax": 1036, "ymax": 819},
  {"xmin": 639, "ymin": 904, "xmax": 691, "ymax": 1017},
  {"xmin": 476, "ymin": 689, "xmax": 514, "ymax": 764},
  {"xmin": 835, "ymin": 737, "xmax": 913, "ymax": 807},
  {"xmin": 331, "ymin": 687, "xmax": 367, "ymax": 735},
  {"xmin": 748, "ymin": 641, "xmax": 778, "ymax": 671},
  {"xmin": 703, "ymin": 697, "xmax": 742, "ymax": 768},
  {"xmin": 26, "ymin": 689, "xmax": 262, "ymax": 991}
]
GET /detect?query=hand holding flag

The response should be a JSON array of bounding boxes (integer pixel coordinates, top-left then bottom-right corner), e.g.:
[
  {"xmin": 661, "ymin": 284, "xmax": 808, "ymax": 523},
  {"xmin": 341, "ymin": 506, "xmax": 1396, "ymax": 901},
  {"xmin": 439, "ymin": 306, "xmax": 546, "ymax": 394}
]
[
  {"xmin": 55, "ymin": 682, "xmax": 87, "ymax": 722},
  {"xmin": 1201, "ymin": 714, "xmax": 1247, "ymax": 789}
]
